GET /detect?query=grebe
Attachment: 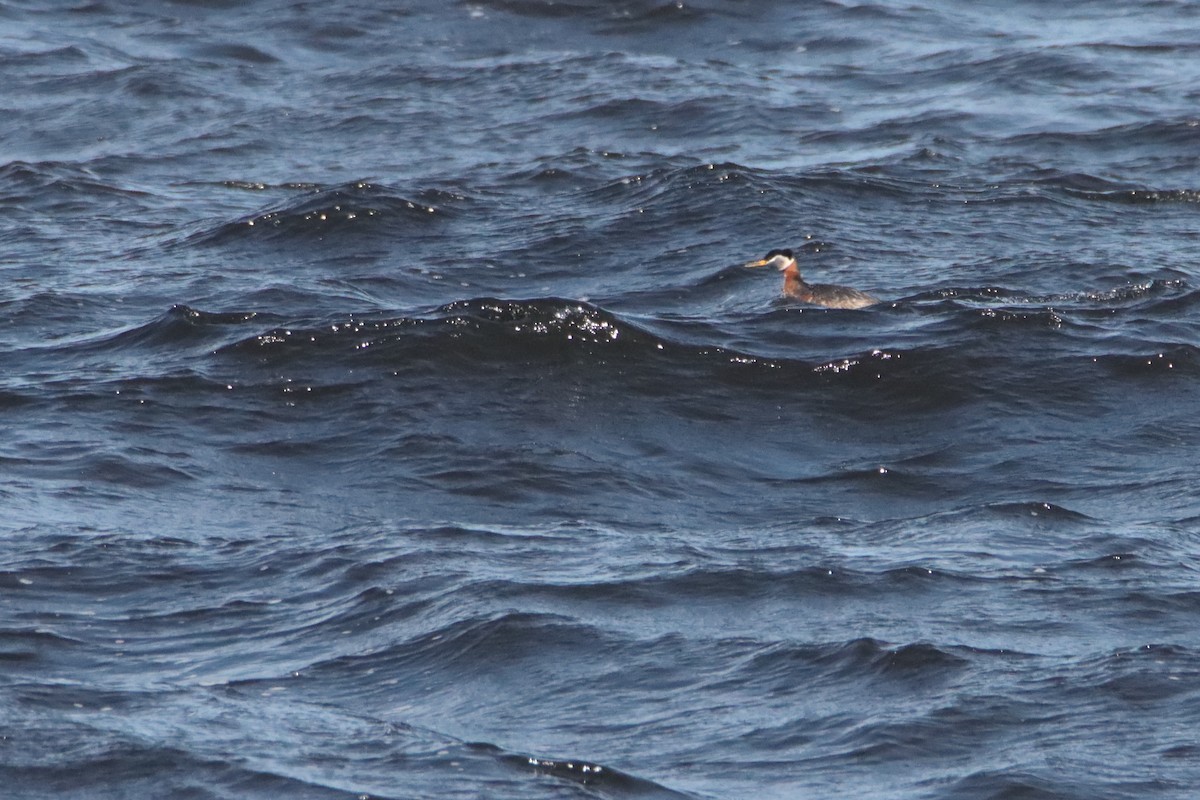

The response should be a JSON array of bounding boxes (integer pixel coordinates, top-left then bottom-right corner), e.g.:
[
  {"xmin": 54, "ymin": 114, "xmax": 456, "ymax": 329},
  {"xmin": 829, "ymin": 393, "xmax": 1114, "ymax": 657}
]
[{"xmin": 745, "ymin": 248, "xmax": 879, "ymax": 309}]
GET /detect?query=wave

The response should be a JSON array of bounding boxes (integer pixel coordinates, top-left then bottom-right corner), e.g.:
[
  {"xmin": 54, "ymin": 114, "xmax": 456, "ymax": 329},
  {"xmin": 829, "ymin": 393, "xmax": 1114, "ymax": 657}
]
[
  {"xmin": 0, "ymin": 159, "xmax": 153, "ymax": 214},
  {"xmin": 1009, "ymin": 118, "xmax": 1200, "ymax": 155},
  {"xmin": 210, "ymin": 296, "xmax": 979, "ymax": 414},
  {"xmin": 1010, "ymin": 168, "xmax": 1200, "ymax": 205},
  {"xmin": 0, "ymin": 627, "xmax": 86, "ymax": 665},
  {"xmin": 498, "ymin": 748, "xmax": 694, "ymax": 797},
  {"xmin": 147, "ymin": 272, "xmax": 1179, "ymax": 359},
  {"xmin": 7, "ymin": 681, "xmax": 690, "ymax": 799},
  {"xmin": 15, "ymin": 280, "xmax": 1197, "ymax": 421},
  {"xmin": 1095, "ymin": 345, "xmax": 1200, "ymax": 376},
  {"xmin": 1070, "ymin": 187, "xmax": 1200, "ymax": 205},
  {"xmin": 460, "ymin": 0, "xmax": 706, "ymax": 26},
  {"xmin": 182, "ymin": 181, "xmax": 451, "ymax": 246},
  {"xmin": 7, "ymin": 304, "xmax": 269, "ymax": 379},
  {"xmin": 306, "ymin": 610, "xmax": 610, "ymax": 679},
  {"xmin": 743, "ymin": 637, "xmax": 970, "ymax": 685}
]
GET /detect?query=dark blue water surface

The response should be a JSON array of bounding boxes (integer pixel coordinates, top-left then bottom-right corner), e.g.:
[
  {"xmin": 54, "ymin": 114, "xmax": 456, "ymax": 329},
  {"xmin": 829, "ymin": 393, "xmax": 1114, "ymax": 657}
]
[{"xmin": 4, "ymin": 1, "xmax": 1200, "ymax": 797}]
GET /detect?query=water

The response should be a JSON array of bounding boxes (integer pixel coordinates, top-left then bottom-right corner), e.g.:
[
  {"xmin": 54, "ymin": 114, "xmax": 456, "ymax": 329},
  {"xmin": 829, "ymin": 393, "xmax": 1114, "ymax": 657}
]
[{"xmin": 3, "ymin": 1, "xmax": 1200, "ymax": 797}]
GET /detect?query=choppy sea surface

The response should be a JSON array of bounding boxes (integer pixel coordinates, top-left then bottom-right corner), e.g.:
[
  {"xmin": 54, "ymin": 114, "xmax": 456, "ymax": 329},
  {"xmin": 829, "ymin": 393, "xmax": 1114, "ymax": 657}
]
[{"xmin": 4, "ymin": 1, "xmax": 1200, "ymax": 798}]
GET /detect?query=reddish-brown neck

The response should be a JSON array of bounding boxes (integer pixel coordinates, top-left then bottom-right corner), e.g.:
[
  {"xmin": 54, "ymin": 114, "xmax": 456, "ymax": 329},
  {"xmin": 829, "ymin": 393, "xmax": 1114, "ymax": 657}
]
[{"xmin": 782, "ymin": 262, "xmax": 805, "ymax": 297}]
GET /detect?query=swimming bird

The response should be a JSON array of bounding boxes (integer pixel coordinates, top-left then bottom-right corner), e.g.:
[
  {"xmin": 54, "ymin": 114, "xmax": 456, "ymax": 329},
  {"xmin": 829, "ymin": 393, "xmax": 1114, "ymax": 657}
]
[{"xmin": 745, "ymin": 248, "xmax": 879, "ymax": 309}]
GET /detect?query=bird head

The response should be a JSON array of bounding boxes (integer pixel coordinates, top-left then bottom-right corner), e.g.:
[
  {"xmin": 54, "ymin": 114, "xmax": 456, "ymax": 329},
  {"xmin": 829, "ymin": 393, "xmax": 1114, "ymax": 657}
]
[{"xmin": 744, "ymin": 249, "xmax": 796, "ymax": 271}]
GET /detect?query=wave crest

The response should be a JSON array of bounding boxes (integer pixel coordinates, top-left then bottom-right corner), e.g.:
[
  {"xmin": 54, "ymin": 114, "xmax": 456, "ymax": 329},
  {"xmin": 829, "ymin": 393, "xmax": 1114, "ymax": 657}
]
[{"xmin": 185, "ymin": 181, "xmax": 447, "ymax": 246}]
